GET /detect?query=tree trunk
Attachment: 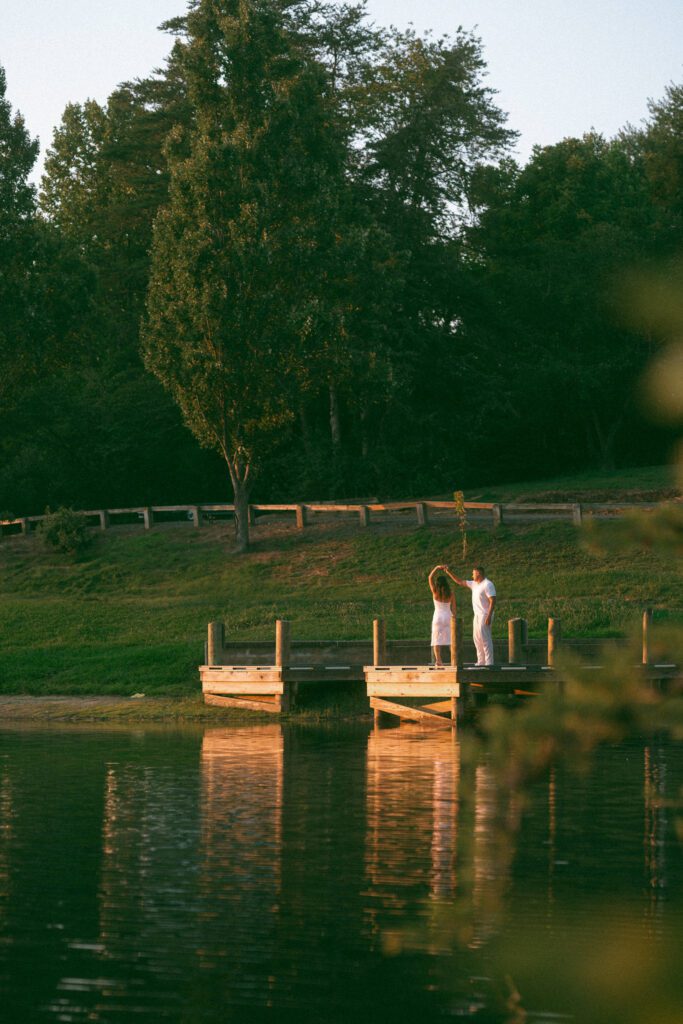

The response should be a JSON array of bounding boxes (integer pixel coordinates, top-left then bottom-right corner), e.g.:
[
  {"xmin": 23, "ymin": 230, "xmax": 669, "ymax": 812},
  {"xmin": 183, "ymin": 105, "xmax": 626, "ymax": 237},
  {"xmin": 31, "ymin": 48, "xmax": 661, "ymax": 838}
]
[
  {"xmin": 589, "ymin": 411, "xmax": 622, "ymax": 471},
  {"xmin": 329, "ymin": 384, "xmax": 341, "ymax": 450},
  {"xmin": 226, "ymin": 455, "xmax": 252, "ymax": 552}
]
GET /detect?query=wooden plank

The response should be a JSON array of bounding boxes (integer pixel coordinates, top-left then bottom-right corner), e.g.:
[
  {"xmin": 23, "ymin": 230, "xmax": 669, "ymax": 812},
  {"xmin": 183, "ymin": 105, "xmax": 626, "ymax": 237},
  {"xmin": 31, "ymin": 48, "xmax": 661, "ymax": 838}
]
[
  {"xmin": 370, "ymin": 697, "xmax": 454, "ymax": 727},
  {"xmin": 202, "ymin": 679, "xmax": 285, "ymax": 695},
  {"xmin": 200, "ymin": 664, "xmax": 281, "ymax": 676},
  {"xmin": 365, "ymin": 666, "xmax": 458, "ymax": 684},
  {"xmin": 422, "ymin": 699, "xmax": 454, "ymax": 712},
  {"xmin": 367, "ymin": 682, "xmax": 460, "ymax": 697},
  {"xmin": 203, "ymin": 693, "xmax": 281, "ymax": 713}
]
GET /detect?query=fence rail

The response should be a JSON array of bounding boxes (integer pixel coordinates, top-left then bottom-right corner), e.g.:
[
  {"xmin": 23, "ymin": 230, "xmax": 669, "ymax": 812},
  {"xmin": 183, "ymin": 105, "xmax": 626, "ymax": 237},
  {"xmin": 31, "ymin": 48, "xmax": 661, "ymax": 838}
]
[{"xmin": 0, "ymin": 497, "xmax": 670, "ymax": 538}]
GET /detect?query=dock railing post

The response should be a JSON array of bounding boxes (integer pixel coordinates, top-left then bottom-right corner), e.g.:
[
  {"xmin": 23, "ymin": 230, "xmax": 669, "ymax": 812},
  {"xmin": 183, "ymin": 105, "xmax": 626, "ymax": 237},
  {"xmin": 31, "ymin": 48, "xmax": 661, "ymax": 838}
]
[
  {"xmin": 508, "ymin": 617, "xmax": 525, "ymax": 665},
  {"xmin": 372, "ymin": 618, "xmax": 388, "ymax": 727},
  {"xmin": 452, "ymin": 615, "xmax": 464, "ymax": 722},
  {"xmin": 275, "ymin": 619, "xmax": 291, "ymax": 668},
  {"xmin": 548, "ymin": 617, "xmax": 561, "ymax": 667},
  {"xmin": 450, "ymin": 614, "xmax": 462, "ymax": 669},
  {"xmin": 373, "ymin": 618, "xmax": 386, "ymax": 666},
  {"xmin": 642, "ymin": 608, "xmax": 653, "ymax": 666},
  {"xmin": 207, "ymin": 621, "xmax": 225, "ymax": 666}
]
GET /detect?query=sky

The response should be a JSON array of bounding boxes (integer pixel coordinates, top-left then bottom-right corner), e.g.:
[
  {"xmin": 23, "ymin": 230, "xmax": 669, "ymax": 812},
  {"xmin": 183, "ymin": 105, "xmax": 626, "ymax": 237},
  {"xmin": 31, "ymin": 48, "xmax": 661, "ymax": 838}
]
[{"xmin": 2, "ymin": 0, "xmax": 682, "ymax": 183}]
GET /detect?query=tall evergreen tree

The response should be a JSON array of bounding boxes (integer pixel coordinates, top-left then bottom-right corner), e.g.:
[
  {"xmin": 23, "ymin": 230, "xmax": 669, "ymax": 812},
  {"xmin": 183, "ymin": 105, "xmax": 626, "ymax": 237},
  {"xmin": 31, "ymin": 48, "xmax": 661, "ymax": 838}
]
[
  {"xmin": 0, "ymin": 65, "xmax": 40, "ymax": 401},
  {"xmin": 143, "ymin": 0, "xmax": 352, "ymax": 549}
]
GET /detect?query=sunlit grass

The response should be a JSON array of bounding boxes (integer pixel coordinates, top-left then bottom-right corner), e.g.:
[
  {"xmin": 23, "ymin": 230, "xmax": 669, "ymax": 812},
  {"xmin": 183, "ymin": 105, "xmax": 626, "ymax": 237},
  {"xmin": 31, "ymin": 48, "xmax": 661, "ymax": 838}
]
[{"xmin": 0, "ymin": 507, "xmax": 680, "ymax": 697}]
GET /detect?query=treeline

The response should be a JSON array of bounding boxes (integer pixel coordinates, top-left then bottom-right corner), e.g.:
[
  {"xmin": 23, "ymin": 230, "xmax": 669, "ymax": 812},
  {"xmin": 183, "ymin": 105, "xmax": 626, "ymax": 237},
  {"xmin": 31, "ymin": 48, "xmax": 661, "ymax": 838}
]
[{"xmin": 1, "ymin": 1, "xmax": 680, "ymax": 542}]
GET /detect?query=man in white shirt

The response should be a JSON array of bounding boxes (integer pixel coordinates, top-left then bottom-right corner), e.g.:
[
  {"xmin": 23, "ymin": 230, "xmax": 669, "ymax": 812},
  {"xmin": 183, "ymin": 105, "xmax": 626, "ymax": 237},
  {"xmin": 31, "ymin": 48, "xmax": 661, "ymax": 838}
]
[{"xmin": 442, "ymin": 565, "xmax": 497, "ymax": 666}]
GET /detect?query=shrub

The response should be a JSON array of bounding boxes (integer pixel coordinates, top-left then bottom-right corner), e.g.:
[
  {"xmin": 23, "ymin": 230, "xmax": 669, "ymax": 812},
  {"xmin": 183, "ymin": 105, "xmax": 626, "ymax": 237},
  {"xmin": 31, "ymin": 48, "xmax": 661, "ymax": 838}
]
[{"xmin": 39, "ymin": 507, "xmax": 92, "ymax": 555}]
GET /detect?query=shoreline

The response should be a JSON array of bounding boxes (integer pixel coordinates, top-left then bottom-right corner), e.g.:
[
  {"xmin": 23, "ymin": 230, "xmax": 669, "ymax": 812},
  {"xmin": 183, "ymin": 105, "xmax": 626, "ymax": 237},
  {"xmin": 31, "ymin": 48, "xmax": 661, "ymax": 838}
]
[{"xmin": 0, "ymin": 693, "xmax": 372, "ymax": 724}]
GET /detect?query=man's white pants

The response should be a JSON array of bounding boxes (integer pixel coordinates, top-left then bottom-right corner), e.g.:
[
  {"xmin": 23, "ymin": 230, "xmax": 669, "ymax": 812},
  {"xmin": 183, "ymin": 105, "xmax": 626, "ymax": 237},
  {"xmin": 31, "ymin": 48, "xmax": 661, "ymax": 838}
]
[{"xmin": 473, "ymin": 614, "xmax": 494, "ymax": 665}]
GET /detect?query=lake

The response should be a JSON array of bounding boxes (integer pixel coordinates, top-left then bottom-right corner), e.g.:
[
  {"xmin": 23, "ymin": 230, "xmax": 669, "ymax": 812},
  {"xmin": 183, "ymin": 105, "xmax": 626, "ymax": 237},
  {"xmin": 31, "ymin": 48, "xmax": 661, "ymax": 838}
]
[{"xmin": 0, "ymin": 723, "xmax": 681, "ymax": 1023}]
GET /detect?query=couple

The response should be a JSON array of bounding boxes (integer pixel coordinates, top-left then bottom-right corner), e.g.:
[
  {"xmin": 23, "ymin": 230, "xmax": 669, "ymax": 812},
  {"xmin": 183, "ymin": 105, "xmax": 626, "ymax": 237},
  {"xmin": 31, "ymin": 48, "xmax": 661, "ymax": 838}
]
[{"xmin": 428, "ymin": 564, "xmax": 497, "ymax": 667}]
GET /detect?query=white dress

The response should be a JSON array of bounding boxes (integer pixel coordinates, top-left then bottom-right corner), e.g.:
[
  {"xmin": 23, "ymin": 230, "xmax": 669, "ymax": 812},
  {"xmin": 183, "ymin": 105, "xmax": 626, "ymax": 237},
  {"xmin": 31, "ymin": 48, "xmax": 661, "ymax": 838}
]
[{"xmin": 431, "ymin": 598, "xmax": 452, "ymax": 646}]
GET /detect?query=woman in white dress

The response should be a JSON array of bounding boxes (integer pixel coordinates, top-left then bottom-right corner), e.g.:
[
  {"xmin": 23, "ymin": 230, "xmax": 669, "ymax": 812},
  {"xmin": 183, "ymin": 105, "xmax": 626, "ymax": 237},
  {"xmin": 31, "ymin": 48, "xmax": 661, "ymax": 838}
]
[{"xmin": 428, "ymin": 565, "xmax": 455, "ymax": 666}]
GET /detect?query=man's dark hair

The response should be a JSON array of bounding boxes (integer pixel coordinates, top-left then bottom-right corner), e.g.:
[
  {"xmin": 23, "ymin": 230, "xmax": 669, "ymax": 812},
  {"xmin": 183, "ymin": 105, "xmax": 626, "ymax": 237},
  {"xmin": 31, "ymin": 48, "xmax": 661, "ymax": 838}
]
[{"xmin": 474, "ymin": 565, "xmax": 486, "ymax": 576}]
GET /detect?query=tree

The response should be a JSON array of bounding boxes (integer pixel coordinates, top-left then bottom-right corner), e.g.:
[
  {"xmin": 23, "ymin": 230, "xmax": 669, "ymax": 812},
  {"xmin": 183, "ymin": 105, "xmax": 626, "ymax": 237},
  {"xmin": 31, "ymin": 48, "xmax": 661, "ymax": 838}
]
[
  {"xmin": 465, "ymin": 133, "xmax": 664, "ymax": 476},
  {"xmin": 0, "ymin": 65, "xmax": 40, "ymax": 400},
  {"xmin": 143, "ymin": 0, "xmax": 351, "ymax": 550}
]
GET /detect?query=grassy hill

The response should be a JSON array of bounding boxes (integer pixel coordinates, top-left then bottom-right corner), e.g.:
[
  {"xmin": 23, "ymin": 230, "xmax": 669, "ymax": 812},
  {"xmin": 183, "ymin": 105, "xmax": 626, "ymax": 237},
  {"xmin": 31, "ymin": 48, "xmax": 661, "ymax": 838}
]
[{"xmin": 1, "ymin": 472, "xmax": 680, "ymax": 697}]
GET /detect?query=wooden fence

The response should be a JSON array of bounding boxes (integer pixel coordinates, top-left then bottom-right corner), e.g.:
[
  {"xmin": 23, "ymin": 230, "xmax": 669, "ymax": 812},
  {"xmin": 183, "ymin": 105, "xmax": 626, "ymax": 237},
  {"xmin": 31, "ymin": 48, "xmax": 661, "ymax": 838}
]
[{"xmin": 0, "ymin": 498, "xmax": 665, "ymax": 538}]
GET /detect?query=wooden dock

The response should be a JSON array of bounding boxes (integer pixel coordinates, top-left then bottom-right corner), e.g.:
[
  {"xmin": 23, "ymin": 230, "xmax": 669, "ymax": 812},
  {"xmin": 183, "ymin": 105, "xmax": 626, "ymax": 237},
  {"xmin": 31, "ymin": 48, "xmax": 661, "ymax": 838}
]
[
  {"xmin": 365, "ymin": 610, "xmax": 679, "ymax": 727},
  {"xmin": 199, "ymin": 610, "xmax": 679, "ymax": 718}
]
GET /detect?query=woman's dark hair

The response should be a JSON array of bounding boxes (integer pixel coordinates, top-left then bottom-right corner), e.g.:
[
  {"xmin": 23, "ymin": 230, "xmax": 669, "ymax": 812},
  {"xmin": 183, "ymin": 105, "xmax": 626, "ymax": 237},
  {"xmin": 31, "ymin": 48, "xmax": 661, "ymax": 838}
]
[{"xmin": 434, "ymin": 575, "xmax": 451, "ymax": 601}]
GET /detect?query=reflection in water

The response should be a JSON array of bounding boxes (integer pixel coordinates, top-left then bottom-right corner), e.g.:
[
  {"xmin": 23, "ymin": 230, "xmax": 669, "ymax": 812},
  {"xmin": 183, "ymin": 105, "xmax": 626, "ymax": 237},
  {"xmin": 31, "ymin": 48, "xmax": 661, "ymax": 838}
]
[
  {"xmin": 197, "ymin": 726, "xmax": 283, "ymax": 991},
  {"xmin": 365, "ymin": 725, "xmax": 460, "ymax": 915},
  {"xmin": 0, "ymin": 726, "xmax": 680, "ymax": 1023}
]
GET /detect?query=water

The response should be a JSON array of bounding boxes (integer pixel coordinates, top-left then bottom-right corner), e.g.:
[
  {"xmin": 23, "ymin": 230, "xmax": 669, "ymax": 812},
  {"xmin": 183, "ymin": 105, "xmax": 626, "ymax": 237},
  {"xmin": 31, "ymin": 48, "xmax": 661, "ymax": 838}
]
[{"xmin": 0, "ymin": 723, "xmax": 681, "ymax": 1023}]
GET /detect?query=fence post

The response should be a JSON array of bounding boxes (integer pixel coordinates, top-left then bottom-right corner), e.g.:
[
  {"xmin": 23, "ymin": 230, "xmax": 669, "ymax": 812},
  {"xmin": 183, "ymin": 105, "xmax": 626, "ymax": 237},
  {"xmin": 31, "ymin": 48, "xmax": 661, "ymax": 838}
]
[
  {"xmin": 189, "ymin": 506, "xmax": 200, "ymax": 528},
  {"xmin": 295, "ymin": 504, "xmax": 307, "ymax": 530},
  {"xmin": 508, "ymin": 617, "xmax": 525, "ymax": 665},
  {"xmin": 98, "ymin": 510, "xmax": 110, "ymax": 531},
  {"xmin": 416, "ymin": 502, "xmax": 429, "ymax": 527},
  {"xmin": 359, "ymin": 505, "xmax": 370, "ymax": 527},
  {"xmin": 142, "ymin": 507, "xmax": 152, "ymax": 530},
  {"xmin": 275, "ymin": 619, "xmax": 291, "ymax": 668},
  {"xmin": 572, "ymin": 503, "xmax": 583, "ymax": 526},
  {"xmin": 642, "ymin": 608, "xmax": 653, "ymax": 666},
  {"xmin": 492, "ymin": 504, "xmax": 503, "ymax": 528},
  {"xmin": 207, "ymin": 621, "xmax": 225, "ymax": 666},
  {"xmin": 548, "ymin": 617, "xmax": 561, "ymax": 667}
]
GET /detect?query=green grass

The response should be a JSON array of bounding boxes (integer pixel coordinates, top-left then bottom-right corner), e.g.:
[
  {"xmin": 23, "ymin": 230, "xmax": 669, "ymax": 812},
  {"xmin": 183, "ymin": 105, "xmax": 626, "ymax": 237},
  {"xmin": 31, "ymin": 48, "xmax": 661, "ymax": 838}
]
[
  {"xmin": 463, "ymin": 464, "xmax": 679, "ymax": 502},
  {"xmin": 0, "ymin": 495, "xmax": 680, "ymax": 697}
]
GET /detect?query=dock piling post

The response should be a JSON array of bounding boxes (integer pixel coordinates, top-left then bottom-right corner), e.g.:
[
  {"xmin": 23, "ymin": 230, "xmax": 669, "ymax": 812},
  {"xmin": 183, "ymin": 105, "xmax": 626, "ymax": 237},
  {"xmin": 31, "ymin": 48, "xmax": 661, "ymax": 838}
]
[
  {"xmin": 508, "ymin": 617, "xmax": 525, "ymax": 665},
  {"xmin": 276, "ymin": 619, "xmax": 293, "ymax": 711},
  {"xmin": 275, "ymin": 619, "xmax": 291, "ymax": 667},
  {"xmin": 642, "ymin": 608, "xmax": 653, "ymax": 666},
  {"xmin": 373, "ymin": 618, "xmax": 387, "ymax": 666},
  {"xmin": 548, "ymin": 618, "xmax": 561, "ymax": 667},
  {"xmin": 373, "ymin": 618, "xmax": 390, "ymax": 726},
  {"xmin": 207, "ymin": 621, "xmax": 225, "ymax": 666},
  {"xmin": 452, "ymin": 615, "xmax": 465, "ymax": 721}
]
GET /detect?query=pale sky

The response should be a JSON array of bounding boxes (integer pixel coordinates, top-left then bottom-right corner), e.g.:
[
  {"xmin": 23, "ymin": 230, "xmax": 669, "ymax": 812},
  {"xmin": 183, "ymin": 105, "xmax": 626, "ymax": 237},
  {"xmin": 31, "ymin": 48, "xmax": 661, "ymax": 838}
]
[{"xmin": 2, "ymin": 0, "xmax": 682, "ymax": 183}]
